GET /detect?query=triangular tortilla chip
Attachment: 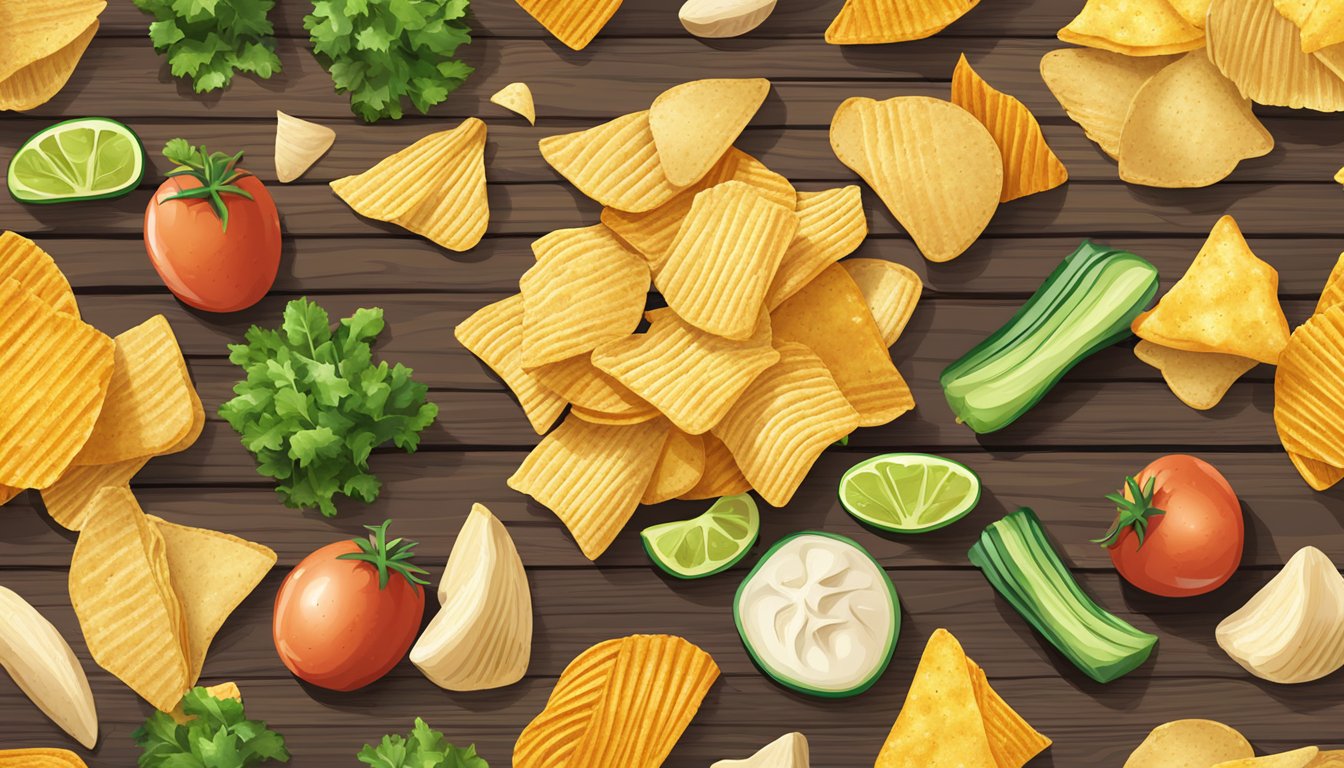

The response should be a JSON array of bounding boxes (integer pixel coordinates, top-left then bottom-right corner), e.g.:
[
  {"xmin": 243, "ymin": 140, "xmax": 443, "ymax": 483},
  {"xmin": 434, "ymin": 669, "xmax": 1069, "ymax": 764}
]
[
  {"xmin": 765, "ymin": 186, "xmax": 869, "ymax": 309},
  {"xmin": 952, "ymin": 54, "xmax": 1068, "ymax": 202},
  {"xmin": 455, "ymin": 294, "xmax": 568, "ymax": 435},
  {"xmin": 274, "ymin": 111, "xmax": 335, "ymax": 183},
  {"xmin": 825, "ymin": 0, "xmax": 980, "ymax": 44},
  {"xmin": 1133, "ymin": 216, "xmax": 1290, "ymax": 363},
  {"xmin": 515, "ymin": 0, "xmax": 623, "ymax": 50},
  {"xmin": 0, "ymin": 231, "xmax": 78, "ymax": 317},
  {"xmin": 1039, "ymin": 48, "xmax": 1178, "ymax": 160},
  {"xmin": 679, "ymin": 433, "xmax": 752, "ymax": 499},
  {"xmin": 1316, "ymin": 253, "xmax": 1344, "ymax": 315},
  {"xmin": 966, "ymin": 659, "xmax": 1053, "ymax": 768},
  {"xmin": 1206, "ymin": 0, "xmax": 1344, "ymax": 111},
  {"xmin": 331, "ymin": 129, "xmax": 459, "ymax": 221},
  {"xmin": 642, "ymin": 427, "xmax": 706, "ymax": 505},
  {"xmin": 1135, "ymin": 340, "xmax": 1259, "ymax": 410},
  {"xmin": 490, "ymin": 82, "xmax": 536, "ymax": 124},
  {"xmin": 1058, "ymin": 0, "xmax": 1205, "ymax": 54},
  {"xmin": 391, "ymin": 118, "xmax": 489, "ymax": 252},
  {"xmin": 648, "ymin": 78, "xmax": 770, "ymax": 187},
  {"xmin": 540, "ymin": 111, "xmax": 685, "ymax": 213},
  {"xmin": 841, "ymin": 258, "xmax": 922, "ymax": 346}
]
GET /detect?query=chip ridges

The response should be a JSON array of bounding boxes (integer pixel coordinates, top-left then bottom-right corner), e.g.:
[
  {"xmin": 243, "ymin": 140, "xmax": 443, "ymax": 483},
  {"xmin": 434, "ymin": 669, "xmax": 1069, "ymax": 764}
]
[
  {"xmin": 1039, "ymin": 48, "xmax": 1179, "ymax": 160},
  {"xmin": 825, "ymin": 0, "xmax": 980, "ymax": 44},
  {"xmin": 531, "ymin": 355, "xmax": 655, "ymax": 416},
  {"xmin": 0, "ymin": 749, "xmax": 90, "ymax": 768},
  {"xmin": 766, "ymin": 186, "xmax": 870, "ymax": 309},
  {"xmin": 642, "ymin": 428, "xmax": 706, "ymax": 504},
  {"xmin": 540, "ymin": 111, "xmax": 686, "ymax": 213},
  {"xmin": 1206, "ymin": 0, "xmax": 1344, "ymax": 111},
  {"xmin": 680, "ymin": 433, "xmax": 752, "ymax": 499},
  {"xmin": 515, "ymin": 0, "xmax": 624, "ymax": 50},
  {"xmin": 392, "ymin": 118, "xmax": 490, "ymax": 252},
  {"xmin": 841, "ymin": 258, "xmax": 923, "ymax": 346},
  {"xmin": 330, "ymin": 129, "xmax": 458, "ymax": 221},
  {"xmin": 1275, "ymin": 306, "xmax": 1344, "ymax": 467},
  {"xmin": 0, "ymin": 232, "xmax": 79, "ymax": 318},
  {"xmin": 455, "ymin": 294, "xmax": 568, "ymax": 435}
]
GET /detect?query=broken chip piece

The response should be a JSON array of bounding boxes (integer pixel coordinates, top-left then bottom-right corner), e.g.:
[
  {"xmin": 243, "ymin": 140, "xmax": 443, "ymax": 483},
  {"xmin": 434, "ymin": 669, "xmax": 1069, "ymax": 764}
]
[
  {"xmin": 490, "ymin": 82, "xmax": 536, "ymax": 124},
  {"xmin": 274, "ymin": 111, "xmax": 335, "ymax": 183}
]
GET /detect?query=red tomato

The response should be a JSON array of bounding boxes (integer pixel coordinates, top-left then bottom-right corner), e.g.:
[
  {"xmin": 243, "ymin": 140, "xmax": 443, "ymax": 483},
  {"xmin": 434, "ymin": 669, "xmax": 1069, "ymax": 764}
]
[
  {"xmin": 1096, "ymin": 454, "xmax": 1244, "ymax": 598},
  {"xmin": 273, "ymin": 522, "xmax": 428, "ymax": 691}
]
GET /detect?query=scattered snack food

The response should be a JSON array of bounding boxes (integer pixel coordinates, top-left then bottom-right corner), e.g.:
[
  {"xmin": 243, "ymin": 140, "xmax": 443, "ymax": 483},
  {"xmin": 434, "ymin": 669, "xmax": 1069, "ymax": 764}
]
[
  {"xmin": 490, "ymin": 82, "xmax": 536, "ymax": 124},
  {"xmin": 970, "ymin": 508, "xmax": 1158, "ymax": 683},
  {"xmin": 133, "ymin": 0, "xmax": 278, "ymax": 93},
  {"xmin": 1123, "ymin": 720, "xmax": 1254, "ymax": 768},
  {"xmin": 0, "ymin": 586, "xmax": 98, "ymax": 748},
  {"xmin": 712, "ymin": 732, "xmax": 809, "ymax": 768},
  {"xmin": 1216, "ymin": 546, "xmax": 1344, "ymax": 684},
  {"xmin": 0, "ymin": 749, "xmax": 88, "ymax": 767},
  {"xmin": 839, "ymin": 258, "xmax": 922, "ymax": 345},
  {"xmin": 942, "ymin": 241, "xmax": 1159, "ymax": 433},
  {"xmin": 513, "ymin": 634, "xmax": 719, "ymax": 768},
  {"xmin": 411, "ymin": 504, "xmax": 533, "ymax": 691},
  {"xmin": 7, "ymin": 118, "xmax": 145, "ymax": 203},
  {"xmin": 134, "ymin": 685, "xmax": 290, "ymax": 766},
  {"xmin": 0, "ymin": 0, "xmax": 105, "ymax": 112},
  {"xmin": 641, "ymin": 493, "xmax": 760, "ymax": 578},
  {"xmin": 875, "ymin": 628, "xmax": 1052, "ymax": 767},
  {"xmin": 679, "ymin": 0, "xmax": 777, "ymax": 38},
  {"xmin": 1275, "ymin": 295, "xmax": 1344, "ymax": 490},
  {"xmin": 1057, "ymin": 0, "xmax": 1203, "ymax": 55},
  {"xmin": 515, "ymin": 0, "xmax": 623, "ymax": 50},
  {"xmin": 641, "ymin": 428, "xmax": 708, "ymax": 504},
  {"xmin": 651, "ymin": 78, "xmax": 770, "ymax": 187},
  {"xmin": 839, "ymin": 453, "xmax": 981, "ymax": 533},
  {"xmin": 274, "ymin": 111, "xmax": 335, "ymax": 183},
  {"xmin": 359, "ymin": 718, "xmax": 488, "ymax": 768},
  {"xmin": 1040, "ymin": 48, "xmax": 1179, "ymax": 160},
  {"xmin": 826, "ymin": 0, "xmax": 980, "ymax": 44},
  {"xmin": 735, "ymin": 532, "xmax": 898, "ymax": 697},
  {"xmin": 1206, "ymin": 0, "xmax": 1344, "ymax": 112}
]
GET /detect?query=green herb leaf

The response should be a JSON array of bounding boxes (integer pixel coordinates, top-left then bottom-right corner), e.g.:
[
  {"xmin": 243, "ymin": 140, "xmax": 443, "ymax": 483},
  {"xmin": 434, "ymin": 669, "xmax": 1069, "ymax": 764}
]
[
  {"xmin": 134, "ymin": 0, "xmax": 281, "ymax": 92},
  {"xmin": 356, "ymin": 718, "xmax": 488, "ymax": 768},
  {"xmin": 133, "ymin": 686, "xmax": 290, "ymax": 767}
]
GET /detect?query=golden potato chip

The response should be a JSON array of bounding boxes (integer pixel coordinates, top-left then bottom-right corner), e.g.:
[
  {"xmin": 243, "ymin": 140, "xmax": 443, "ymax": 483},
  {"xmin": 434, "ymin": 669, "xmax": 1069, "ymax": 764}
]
[
  {"xmin": 649, "ymin": 78, "xmax": 770, "ymax": 187},
  {"xmin": 1288, "ymin": 451, "xmax": 1344, "ymax": 491},
  {"xmin": 0, "ymin": 278, "xmax": 114, "ymax": 489},
  {"xmin": 569, "ymin": 403, "xmax": 663, "ymax": 426},
  {"xmin": 1300, "ymin": 0, "xmax": 1344, "ymax": 52},
  {"xmin": 1123, "ymin": 720, "xmax": 1253, "ymax": 767},
  {"xmin": 1167, "ymin": 0, "xmax": 1213, "ymax": 26},
  {"xmin": 1058, "ymin": 0, "xmax": 1204, "ymax": 54},
  {"xmin": 1337, "ymin": 166, "xmax": 1344, "ymax": 184},
  {"xmin": 540, "ymin": 111, "xmax": 685, "ymax": 213},
  {"xmin": 1039, "ymin": 48, "xmax": 1178, "ymax": 159},
  {"xmin": 508, "ymin": 415, "xmax": 668, "ymax": 560},
  {"xmin": 765, "ymin": 186, "xmax": 869, "ymax": 309},
  {"xmin": 772, "ymin": 265, "xmax": 915, "ymax": 426},
  {"xmin": 455, "ymin": 294, "xmax": 568, "ymax": 435},
  {"xmin": 642, "ymin": 428, "xmax": 706, "ymax": 504},
  {"xmin": 274, "ymin": 111, "xmax": 335, "ymax": 184},
  {"xmin": 830, "ymin": 96, "xmax": 1001, "ymax": 263},
  {"xmin": 0, "ymin": 486, "xmax": 19, "ymax": 506},
  {"xmin": 655, "ymin": 180, "xmax": 797, "ymax": 340},
  {"xmin": 0, "ymin": 0, "xmax": 104, "ymax": 83},
  {"xmin": 514, "ymin": 634, "xmax": 720, "ymax": 768},
  {"xmin": 330, "ymin": 128, "xmax": 459, "ymax": 221},
  {"xmin": 1214, "ymin": 749, "xmax": 1322, "ymax": 768},
  {"xmin": 0, "ymin": 232, "xmax": 78, "ymax": 317},
  {"xmin": 1308, "ymin": 750, "xmax": 1344, "ymax": 767},
  {"xmin": 952, "ymin": 54, "xmax": 1068, "ymax": 203},
  {"xmin": 712, "ymin": 341, "xmax": 858, "ymax": 506},
  {"xmin": 825, "ymin": 0, "xmax": 980, "ymax": 44},
  {"xmin": 680, "ymin": 433, "xmax": 752, "ymax": 499},
  {"xmin": 520, "ymin": 225, "xmax": 651, "ymax": 368},
  {"xmin": 531, "ymin": 354, "xmax": 652, "ymax": 414},
  {"xmin": 601, "ymin": 148, "xmax": 795, "ymax": 269},
  {"xmin": 1134, "ymin": 340, "xmax": 1259, "ymax": 410},
  {"xmin": 1133, "ymin": 216, "xmax": 1290, "ymax": 363},
  {"xmin": 151, "ymin": 516, "xmax": 276, "ymax": 684},
  {"xmin": 1316, "ymin": 253, "xmax": 1344, "ymax": 314},
  {"xmin": 69, "ymin": 487, "xmax": 189, "ymax": 712},
  {"xmin": 0, "ymin": 749, "xmax": 88, "ymax": 768},
  {"xmin": 1275, "ymin": 306, "xmax": 1344, "ymax": 467},
  {"xmin": 593, "ymin": 307, "xmax": 779, "ymax": 435},
  {"xmin": 1206, "ymin": 0, "xmax": 1344, "ymax": 111},
  {"xmin": 390, "ymin": 118, "xmax": 489, "ymax": 252},
  {"xmin": 966, "ymin": 658, "xmax": 1053, "ymax": 768},
  {"xmin": 515, "ymin": 0, "xmax": 623, "ymax": 50},
  {"xmin": 841, "ymin": 258, "xmax": 922, "ymax": 346},
  {"xmin": 169, "ymin": 681, "xmax": 242, "ymax": 724},
  {"xmin": 490, "ymin": 82, "xmax": 536, "ymax": 124}
]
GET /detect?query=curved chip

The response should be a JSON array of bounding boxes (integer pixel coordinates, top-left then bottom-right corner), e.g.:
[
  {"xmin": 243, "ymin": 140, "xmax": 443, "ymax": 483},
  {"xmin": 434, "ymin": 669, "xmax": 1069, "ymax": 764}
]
[
  {"xmin": 1134, "ymin": 340, "xmax": 1258, "ymax": 410},
  {"xmin": 531, "ymin": 354, "xmax": 652, "ymax": 414},
  {"xmin": 274, "ymin": 111, "xmax": 336, "ymax": 184},
  {"xmin": 1058, "ymin": 0, "xmax": 1204, "ymax": 54},
  {"xmin": 825, "ymin": 0, "xmax": 980, "ymax": 44},
  {"xmin": 540, "ymin": 111, "xmax": 686, "ymax": 213},
  {"xmin": 0, "ymin": 0, "xmax": 104, "ymax": 83},
  {"xmin": 642, "ymin": 428, "xmax": 706, "ymax": 504},
  {"xmin": 0, "ymin": 21, "xmax": 98, "ymax": 112},
  {"xmin": 1275, "ymin": 306, "xmax": 1344, "ymax": 467},
  {"xmin": 1300, "ymin": 0, "xmax": 1344, "ymax": 52},
  {"xmin": 679, "ymin": 433, "xmax": 752, "ymax": 500},
  {"xmin": 1317, "ymin": 253, "xmax": 1344, "ymax": 315},
  {"xmin": 1288, "ymin": 451, "xmax": 1344, "ymax": 492},
  {"xmin": 0, "ymin": 231, "xmax": 78, "ymax": 318},
  {"xmin": 515, "ymin": 0, "xmax": 623, "ymax": 50},
  {"xmin": 765, "ymin": 186, "xmax": 869, "ymax": 309},
  {"xmin": 331, "ymin": 129, "xmax": 459, "ymax": 223},
  {"xmin": 841, "ymin": 258, "xmax": 922, "ymax": 346},
  {"xmin": 569, "ymin": 404, "xmax": 663, "ymax": 426},
  {"xmin": 649, "ymin": 78, "xmax": 770, "ymax": 187},
  {"xmin": 391, "ymin": 118, "xmax": 489, "ymax": 252},
  {"xmin": 1039, "ymin": 48, "xmax": 1178, "ymax": 159},
  {"xmin": 1207, "ymin": 0, "xmax": 1344, "ymax": 111},
  {"xmin": 0, "ymin": 748, "xmax": 89, "ymax": 768},
  {"xmin": 490, "ymin": 82, "xmax": 536, "ymax": 124},
  {"xmin": 1123, "ymin": 720, "xmax": 1253, "ymax": 768},
  {"xmin": 951, "ymin": 54, "xmax": 1068, "ymax": 202},
  {"xmin": 829, "ymin": 96, "xmax": 1001, "ymax": 263},
  {"xmin": 455, "ymin": 294, "xmax": 568, "ymax": 435},
  {"xmin": 1118, "ymin": 50, "xmax": 1274, "ymax": 188}
]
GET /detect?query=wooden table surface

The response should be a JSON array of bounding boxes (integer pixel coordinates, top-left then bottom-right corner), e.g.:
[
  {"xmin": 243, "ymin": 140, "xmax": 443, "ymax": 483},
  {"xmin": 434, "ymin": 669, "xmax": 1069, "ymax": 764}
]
[{"xmin": 4, "ymin": 0, "xmax": 1344, "ymax": 765}]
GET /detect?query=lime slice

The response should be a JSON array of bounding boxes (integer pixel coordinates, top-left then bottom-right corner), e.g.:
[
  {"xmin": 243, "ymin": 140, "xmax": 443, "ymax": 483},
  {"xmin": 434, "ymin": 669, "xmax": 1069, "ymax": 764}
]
[
  {"xmin": 839, "ymin": 453, "xmax": 980, "ymax": 533},
  {"xmin": 641, "ymin": 494, "xmax": 760, "ymax": 579},
  {"xmin": 7, "ymin": 118, "xmax": 146, "ymax": 204}
]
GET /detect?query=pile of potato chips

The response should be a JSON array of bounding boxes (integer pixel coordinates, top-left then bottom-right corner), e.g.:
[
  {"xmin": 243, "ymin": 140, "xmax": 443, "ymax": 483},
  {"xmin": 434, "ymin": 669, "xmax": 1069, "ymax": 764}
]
[
  {"xmin": 1124, "ymin": 719, "xmax": 1342, "ymax": 767},
  {"xmin": 457, "ymin": 78, "xmax": 924, "ymax": 560},
  {"xmin": 1275, "ymin": 254, "xmax": 1344, "ymax": 492},
  {"xmin": 0, "ymin": 0, "xmax": 105, "ymax": 112}
]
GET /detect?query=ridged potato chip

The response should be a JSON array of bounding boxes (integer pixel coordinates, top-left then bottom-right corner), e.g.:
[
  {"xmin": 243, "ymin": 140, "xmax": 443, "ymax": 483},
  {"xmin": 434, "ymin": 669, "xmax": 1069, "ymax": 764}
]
[
  {"xmin": 454, "ymin": 294, "xmax": 568, "ymax": 435},
  {"xmin": 570, "ymin": 403, "xmax": 663, "ymax": 426},
  {"xmin": 514, "ymin": 635, "xmax": 720, "ymax": 768},
  {"xmin": 841, "ymin": 258, "xmax": 922, "ymax": 346},
  {"xmin": 1119, "ymin": 51, "xmax": 1274, "ymax": 187},
  {"xmin": 712, "ymin": 341, "xmax": 859, "ymax": 506},
  {"xmin": 825, "ymin": 0, "xmax": 980, "ymax": 44},
  {"xmin": 0, "ymin": 21, "xmax": 98, "ymax": 112},
  {"xmin": 1133, "ymin": 216, "xmax": 1290, "ymax": 363},
  {"xmin": 951, "ymin": 54, "xmax": 1069, "ymax": 202},
  {"xmin": 540, "ymin": 111, "xmax": 685, "ymax": 213},
  {"xmin": 1316, "ymin": 253, "xmax": 1344, "ymax": 314},
  {"xmin": 1207, "ymin": 0, "xmax": 1344, "ymax": 111},
  {"xmin": 1039, "ymin": 48, "xmax": 1179, "ymax": 159},
  {"xmin": 680, "ymin": 433, "xmax": 752, "ymax": 499},
  {"xmin": 1275, "ymin": 306, "xmax": 1344, "ymax": 467},
  {"xmin": 1123, "ymin": 720, "xmax": 1253, "ymax": 768},
  {"xmin": 0, "ymin": 232, "xmax": 78, "ymax": 317},
  {"xmin": 0, "ymin": 278, "xmax": 114, "ymax": 489},
  {"xmin": 508, "ymin": 415, "xmax": 669, "ymax": 560},
  {"xmin": 830, "ymin": 96, "xmax": 1002, "ymax": 263},
  {"xmin": 520, "ymin": 225, "xmax": 651, "ymax": 368},
  {"xmin": 772, "ymin": 265, "xmax": 915, "ymax": 426},
  {"xmin": 490, "ymin": 82, "xmax": 536, "ymax": 124},
  {"xmin": 391, "ymin": 118, "xmax": 489, "ymax": 252},
  {"xmin": 1058, "ymin": 0, "xmax": 1204, "ymax": 54},
  {"xmin": 966, "ymin": 659, "xmax": 1053, "ymax": 768},
  {"xmin": 642, "ymin": 428, "xmax": 706, "ymax": 504},
  {"xmin": 649, "ymin": 78, "xmax": 770, "ymax": 187},
  {"xmin": 69, "ymin": 487, "xmax": 189, "ymax": 712},
  {"xmin": 656, "ymin": 180, "xmax": 797, "ymax": 340},
  {"xmin": 0, "ymin": 0, "xmax": 104, "ymax": 83},
  {"xmin": 0, "ymin": 486, "xmax": 19, "ymax": 506},
  {"xmin": 331, "ymin": 129, "xmax": 459, "ymax": 222},
  {"xmin": 1288, "ymin": 451, "xmax": 1344, "ymax": 492},
  {"xmin": 592, "ymin": 307, "xmax": 779, "ymax": 435},
  {"xmin": 1135, "ymin": 340, "xmax": 1259, "ymax": 410},
  {"xmin": 531, "ymin": 354, "xmax": 653, "ymax": 415},
  {"xmin": 515, "ymin": 0, "xmax": 623, "ymax": 50},
  {"xmin": 765, "ymin": 186, "xmax": 869, "ymax": 309},
  {"xmin": 274, "ymin": 111, "xmax": 335, "ymax": 184},
  {"xmin": 0, "ymin": 749, "xmax": 88, "ymax": 768}
]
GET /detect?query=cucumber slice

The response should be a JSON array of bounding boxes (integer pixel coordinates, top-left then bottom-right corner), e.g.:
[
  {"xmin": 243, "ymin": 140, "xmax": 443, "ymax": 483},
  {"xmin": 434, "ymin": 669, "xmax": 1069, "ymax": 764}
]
[
  {"xmin": 641, "ymin": 494, "xmax": 759, "ymax": 579},
  {"xmin": 839, "ymin": 453, "xmax": 980, "ymax": 533},
  {"xmin": 7, "ymin": 118, "xmax": 146, "ymax": 204}
]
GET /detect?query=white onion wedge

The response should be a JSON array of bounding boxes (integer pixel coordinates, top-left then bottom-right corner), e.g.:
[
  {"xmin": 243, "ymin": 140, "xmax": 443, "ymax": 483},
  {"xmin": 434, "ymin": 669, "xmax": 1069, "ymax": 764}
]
[{"xmin": 0, "ymin": 585, "xmax": 98, "ymax": 747}]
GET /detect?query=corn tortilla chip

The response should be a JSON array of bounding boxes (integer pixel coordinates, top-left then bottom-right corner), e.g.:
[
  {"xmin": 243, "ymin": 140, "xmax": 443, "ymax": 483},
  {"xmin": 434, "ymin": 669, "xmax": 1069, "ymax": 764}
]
[
  {"xmin": 765, "ymin": 186, "xmax": 869, "ymax": 309},
  {"xmin": 508, "ymin": 415, "xmax": 669, "ymax": 560},
  {"xmin": 0, "ymin": 0, "xmax": 104, "ymax": 83},
  {"xmin": 1133, "ymin": 216, "xmax": 1290, "ymax": 363},
  {"xmin": 830, "ymin": 96, "xmax": 1002, "ymax": 263},
  {"xmin": 1058, "ymin": 0, "xmax": 1204, "ymax": 54},
  {"xmin": 966, "ymin": 659, "xmax": 1052, "ymax": 768},
  {"xmin": 455, "ymin": 294, "xmax": 568, "ymax": 435},
  {"xmin": 515, "ymin": 0, "xmax": 623, "ymax": 50},
  {"xmin": 1288, "ymin": 451, "xmax": 1344, "ymax": 492},
  {"xmin": 841, "ymin": 258, "xmax": 922, "ymax": 346},
  {"xmin": 0, "ymin": 232, "xmax": 78, "ymax": 317},
  {"xmin": 825, "ymin": 0, "xmax": 980, "ymax": 44},
  {"xmin": 655, "ymin": 180, "xmax": 797, "ymax": 340},
  {"xmin": 274, "ymin": 111, "xmax": 335, "ymax": 184},
  {"xmin": 1134, "ymin": 340, "xmax": 1259, "ymax": 410},
  {"xmin": 531, "ymin": 354, "xmax": 653, "ymax": 414},
  {"xmin": 1207, "ymin": 0, "xmax": 1344, "ymax": 111},
  {"xmin": 490, "ymin": 82, "xmax": 536, "ymax": 124},
  {"xmin": 952, "ymin": 54, "xmax": 1068, "ymax": 203},
  {"xmin": 772, "ymin": 265, "xmax": 915, "ymax": 426},
  {"xmin": 680, "ymin": 433, "xmax": 752, "ymax": 499},
  {"xmin": 169, "ymin": 682, "xmax": 241, "ymax": 724},
  {"xmin": 642, "ymin": 428, "xmax": 706, "ymax": 504},
  {"xmin": 540, "ymin": 111, "xmax": 685, "ymax": 214},
  {"xmin": 1315, "ymin": 253, "xmax": 1344, "ymax": 315},
  {"xmin": 390, "ymin": 118, "xmax": 489, "ymax": 252},
  {"xmin": 1039, "ymin": 48, "xmax": 1178, "ymax": 159},
  {"xmin": 649, "ymin": 78, "xmax": 770, "ymax": 187},
  {"xmin": 69, "ymin": 487, "xmax": 189, "ymax": 712},
  {"xmin": 1275, "ymin": 306, "xmax": 1344, "ymax": 467},
  {"xmin": 0, "ymin": 749, "xmax": 89, "ymax": 768},
  {"xmin": 1123, "ymin": 720, "xmax": 1253, "ymax": 767}
]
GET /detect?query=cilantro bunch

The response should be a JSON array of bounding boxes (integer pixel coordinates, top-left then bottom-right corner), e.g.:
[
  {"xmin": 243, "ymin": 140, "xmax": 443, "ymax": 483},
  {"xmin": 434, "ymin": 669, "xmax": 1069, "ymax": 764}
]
[
  {"xmin": 357, "ymin": 718, "xmax": 488, "ymax": 768},
  {"xmin": 133, "ymin": 0, "xmax": 282, "ymax": 93},
  {"xmin": 133, "ymin": 687, "xmax": 290, "ymax": 767},
  {"xmin": 305, "ymin": 0, "xmax": 475, "ymax": 122},
  {"xmin": 220, "ymin": 298, "xmax": 439, "ymax": 517}
]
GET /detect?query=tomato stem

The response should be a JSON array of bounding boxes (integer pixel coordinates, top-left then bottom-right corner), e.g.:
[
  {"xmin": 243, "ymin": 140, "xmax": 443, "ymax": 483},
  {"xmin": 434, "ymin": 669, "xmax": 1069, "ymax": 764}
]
[
  {"xmin": 158, "ymin": 139, "xmax": 255, "ymax": 232},
  {"xmin": 1092, "ymin": 475, "xmax": 1166, "ymax": 550},
  {"xmin": 337, "ymin": 519, "xmax": 431, "ymax": 590}
]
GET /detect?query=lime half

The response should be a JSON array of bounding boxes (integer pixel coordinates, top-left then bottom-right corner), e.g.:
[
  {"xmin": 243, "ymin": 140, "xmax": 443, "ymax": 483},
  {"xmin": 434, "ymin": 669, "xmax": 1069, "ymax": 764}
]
[
  {"xmin": 7, "ymin": 118, "xmax": 146, "ymax": 204},
  {"xmin": 641, "ymin": 494, "xmax": 760, "ymax": 579},
  {"xmin": 839, "ymin": 453, "xmax": 980, "ymax": 533}
]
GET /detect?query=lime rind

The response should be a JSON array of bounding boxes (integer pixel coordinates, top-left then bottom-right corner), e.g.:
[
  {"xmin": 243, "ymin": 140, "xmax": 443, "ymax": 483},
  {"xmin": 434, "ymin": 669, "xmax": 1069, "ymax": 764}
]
[
  {"xmin": 7, "ymin": 118, "xmax": 146, "ymax": 204},
  {"xmin": 641, "ymin": 494, "xmax": 760, "ymax": 579},
  {"xmin": 839, "ymin": 453, "xmax": 981, "ymax": 533}
]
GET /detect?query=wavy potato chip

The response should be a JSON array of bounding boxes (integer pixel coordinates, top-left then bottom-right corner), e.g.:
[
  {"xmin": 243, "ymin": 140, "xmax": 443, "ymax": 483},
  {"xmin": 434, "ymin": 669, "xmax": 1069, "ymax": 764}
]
[
  {"xmin": 331, "ymin": 129, "xmax": 459, "ymax": 223},
  {"xmin": 0, "ymin": 21, "xmax": 98, "ymax": 112},
  {"xmin": 515, "ymin": 0, "xmax": 623, "ymax": 50},
  {"xmin": 825, "ymin": 0, "xmax": 980, "ymax": 44},
  {"xmin": 765, "ymin": 186, "xmax": 869, "ymax": 309},
  {"xmin": 0, "ymin": 749, "xmax": 89, "ymax": 768},
  {"xmin": 830, "ymin": 96, "xmax": 1002, "ymax": 263},
  {"xmin": 1123, "ymin": 720, "xmax": 1253, "ymax": 768},
  {"xmin": 1207, "ymin": 0, "xmax": 1344, "ymax": 111},
  {"xmin": 642, "ymin": 428, "xmax": 706, "ymax": 504},
  {"xmin": 1058, "ymin": 0, "xmax": 1204, "ymax": 54},
  {"xmin": 655, "ymin": 180, "xmax": 797, "ymax": 340},
  {"xmin": 274, "ymin": 111, "xmax": 335, "ymax": 184},
  {"xmin": 0, "ymin": 0, "xmax": 104, "ymax": 82},
  {"xmin": 1119, "ymin": 50, "xmax": 1274, "ymax": 188},
  {"xmin": 540, "ymin": 111, "xmax": 685, "ymax": 213},
  {"xmin": 569, "ymin": 403, "xmax": 663, "ymax": 426},
  {"xmin": 1039, "ymin": 48, "xmax": 1179, "ymax": 159},
  {"xmin": 455, "ymin": 294, "xmax": 568, "ymax": 435},
  {"xmin": 680, "ymin": 433, "xmax": 752, "ymax": 499},
  {"xmin": 1134, "ymin": 340, "xmax": 1259, "ymax": 410},
  {"xmin": 1316, "ymin": 253, "xmax": 1344, "ymax": 314},
  {"xmin": 952, "ymin": 55, "xmax": 1068, "ymax": 202},
  {"xmin": 649, "ymin": 78, "xmax": 770, "ymax": 187},
  {"xmin": 531, "ymin": 354, "xmax": 652, "ymax": 413},
  {"xmin": 1275, "ymin": 306, "xmax": 1344, "ymax": 467},
  {"xmin": 391, "ymin": 118, "xmax": 489, "ymax": 252},
  {"xmin": 0, "ymin": 486, "xmax": 19, "ymax": 506},
  {"xmin": 490, "ymin": 82, "xmax": 536, "ymax": 124},
  {"xmin": 0, "ymin": 232, "xmax": 78, "ymax": 317},
  {"xmin": 966, "ymin": 659, "xmax": 1053, "ymax": 768},
  {"xmin": 841, "ymin": 258, "xmax": 922, "ymax": 346},
  {"xmin": 1288, "ymin": 451, "xmax": 1344, "ymax": 491}
]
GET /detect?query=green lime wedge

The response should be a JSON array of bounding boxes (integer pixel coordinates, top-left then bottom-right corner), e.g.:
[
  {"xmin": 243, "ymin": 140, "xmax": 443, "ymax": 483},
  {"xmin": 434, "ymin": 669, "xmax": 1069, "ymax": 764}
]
[
  {"xmin": 641, "ymin": 494, "xmax": 760, "ymax": 579},
  {"xmin": 839, "ymin": 453, "xmax": 981, "ymax": 533},
  {"xmin": 7, "ymin": 118, "xmax": 146, "ymax": 204}
]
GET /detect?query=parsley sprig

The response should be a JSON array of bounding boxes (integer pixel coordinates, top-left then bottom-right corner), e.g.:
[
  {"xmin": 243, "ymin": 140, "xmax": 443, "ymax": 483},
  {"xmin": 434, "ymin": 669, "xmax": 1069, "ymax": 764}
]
[
  {"xmin": 133, "ymin": 686, "xmax": 290, "ymax": 768},
  {"xmin": 357, "ymin": 718, "xmax": 488, "ymax": 768},
  {"xmin": 133, "ymin": 0, "xmax": 282, "ymax": 93}
]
